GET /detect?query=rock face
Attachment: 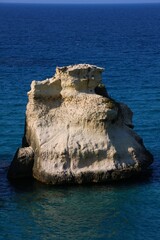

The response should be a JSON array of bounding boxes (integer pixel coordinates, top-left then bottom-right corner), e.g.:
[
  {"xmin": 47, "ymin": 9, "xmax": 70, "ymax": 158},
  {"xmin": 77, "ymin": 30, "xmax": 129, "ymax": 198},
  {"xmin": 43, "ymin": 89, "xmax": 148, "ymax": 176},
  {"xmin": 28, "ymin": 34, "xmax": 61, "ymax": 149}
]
[{"xmin": 8, "ymin": 64, "xmax": 153, "ymax": 184}]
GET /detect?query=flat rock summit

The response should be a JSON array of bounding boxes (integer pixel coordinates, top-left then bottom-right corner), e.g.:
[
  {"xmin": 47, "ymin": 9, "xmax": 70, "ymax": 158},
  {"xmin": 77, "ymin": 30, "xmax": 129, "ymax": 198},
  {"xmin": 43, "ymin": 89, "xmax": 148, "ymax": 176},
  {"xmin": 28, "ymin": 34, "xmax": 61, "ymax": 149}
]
[{"xmin": 8, "ymin": 64, "xmax": 153, "ymax": 184}]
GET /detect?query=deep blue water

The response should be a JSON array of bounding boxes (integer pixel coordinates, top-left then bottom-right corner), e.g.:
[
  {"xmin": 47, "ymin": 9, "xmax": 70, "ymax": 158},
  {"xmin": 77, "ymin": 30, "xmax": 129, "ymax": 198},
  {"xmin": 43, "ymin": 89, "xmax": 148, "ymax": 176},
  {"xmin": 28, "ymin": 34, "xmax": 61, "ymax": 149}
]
[{"xmin": 0, "ymin": 3, "xmax": 160, "ymax": 239}]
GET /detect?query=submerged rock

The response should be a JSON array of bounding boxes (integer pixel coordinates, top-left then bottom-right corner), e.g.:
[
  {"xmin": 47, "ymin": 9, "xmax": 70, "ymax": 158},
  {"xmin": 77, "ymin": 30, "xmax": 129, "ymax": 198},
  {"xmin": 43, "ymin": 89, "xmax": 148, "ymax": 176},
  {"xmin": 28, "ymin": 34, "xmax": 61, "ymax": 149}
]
[{"xmin": 8, "ymin": 64, "xmax": 153, "ymax": 184}]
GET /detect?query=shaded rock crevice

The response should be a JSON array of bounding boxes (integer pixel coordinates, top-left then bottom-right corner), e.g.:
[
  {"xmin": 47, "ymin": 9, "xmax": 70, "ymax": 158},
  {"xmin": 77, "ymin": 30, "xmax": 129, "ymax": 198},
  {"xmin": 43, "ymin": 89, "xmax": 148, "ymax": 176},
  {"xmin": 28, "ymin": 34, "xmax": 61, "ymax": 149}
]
[{"xmin": 8, "ymin": 147, "xmax": 34, "ymax": 179}]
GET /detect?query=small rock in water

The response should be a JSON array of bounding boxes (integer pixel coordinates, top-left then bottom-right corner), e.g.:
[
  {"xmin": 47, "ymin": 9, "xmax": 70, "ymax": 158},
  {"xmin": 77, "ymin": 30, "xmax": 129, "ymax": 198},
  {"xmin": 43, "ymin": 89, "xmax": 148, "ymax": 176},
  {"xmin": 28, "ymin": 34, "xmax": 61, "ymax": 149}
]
[{"xmin": 8, "ymin": 147, "xmax": 34, "ymax": 179}]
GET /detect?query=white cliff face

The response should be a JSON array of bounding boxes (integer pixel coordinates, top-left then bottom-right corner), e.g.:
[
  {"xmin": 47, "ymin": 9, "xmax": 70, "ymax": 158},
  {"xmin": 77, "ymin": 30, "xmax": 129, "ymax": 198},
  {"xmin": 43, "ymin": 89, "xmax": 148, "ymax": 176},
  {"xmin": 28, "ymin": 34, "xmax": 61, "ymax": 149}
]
[{"xmin": 9, "ymin": 64, "xmax": 153, "ymax": 184}]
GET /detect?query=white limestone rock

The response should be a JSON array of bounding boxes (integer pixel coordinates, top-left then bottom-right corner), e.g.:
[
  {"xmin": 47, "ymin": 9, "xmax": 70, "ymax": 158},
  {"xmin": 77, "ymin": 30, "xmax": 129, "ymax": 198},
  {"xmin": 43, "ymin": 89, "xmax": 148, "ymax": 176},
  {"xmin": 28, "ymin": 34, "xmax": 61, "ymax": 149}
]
[{"xmin": 9, "ymin": 64, "xmax": 153, "ymax": 184}]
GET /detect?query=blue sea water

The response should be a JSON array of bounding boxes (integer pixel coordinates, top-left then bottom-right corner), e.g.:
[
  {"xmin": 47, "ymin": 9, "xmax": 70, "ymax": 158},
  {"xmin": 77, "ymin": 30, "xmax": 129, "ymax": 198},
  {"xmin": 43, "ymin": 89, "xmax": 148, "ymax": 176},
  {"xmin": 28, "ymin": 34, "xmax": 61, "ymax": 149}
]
[{"xmin": 0, "ymin": 3, "xmax": 160, "ymax": 239}]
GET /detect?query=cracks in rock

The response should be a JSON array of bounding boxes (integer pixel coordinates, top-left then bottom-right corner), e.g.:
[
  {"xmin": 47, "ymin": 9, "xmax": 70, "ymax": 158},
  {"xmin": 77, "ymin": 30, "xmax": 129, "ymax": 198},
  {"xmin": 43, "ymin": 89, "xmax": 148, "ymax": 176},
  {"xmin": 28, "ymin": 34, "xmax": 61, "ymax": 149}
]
[{"xmin": 65, "ymin": 124, "xmax": 72, "ymax": 172}]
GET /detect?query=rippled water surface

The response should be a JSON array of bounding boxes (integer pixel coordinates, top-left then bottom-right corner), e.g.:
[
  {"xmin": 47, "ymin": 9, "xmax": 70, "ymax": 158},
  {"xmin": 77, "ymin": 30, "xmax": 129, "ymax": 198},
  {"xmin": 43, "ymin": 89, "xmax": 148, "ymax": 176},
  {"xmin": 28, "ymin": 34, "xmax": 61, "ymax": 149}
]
[{"xmin": 0, "ymin": 3, "xmax": 160, "ymax": 239}]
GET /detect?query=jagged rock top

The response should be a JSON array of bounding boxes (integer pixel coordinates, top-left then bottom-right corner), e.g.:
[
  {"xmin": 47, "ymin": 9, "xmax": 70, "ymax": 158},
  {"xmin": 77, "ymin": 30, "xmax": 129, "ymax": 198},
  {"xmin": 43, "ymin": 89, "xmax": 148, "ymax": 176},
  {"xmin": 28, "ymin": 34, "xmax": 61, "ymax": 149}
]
[
  {"xmin": 56, "ymin": 64, "xmax": 104, "ymax": 74},
  {"xmin": 28, "ymin": 64, "xmax": 104, "ymax": 99}
]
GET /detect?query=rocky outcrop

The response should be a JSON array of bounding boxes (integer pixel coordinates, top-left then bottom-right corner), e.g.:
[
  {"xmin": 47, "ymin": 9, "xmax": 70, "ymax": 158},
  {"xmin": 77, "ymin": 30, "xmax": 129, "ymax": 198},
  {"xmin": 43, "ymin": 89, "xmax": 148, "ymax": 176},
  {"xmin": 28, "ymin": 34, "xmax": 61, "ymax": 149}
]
[
  {"xmin": 8, "ymin": 64, "xmax": 153, "ymax": 184},
  {"xmin": 8, "ymin": 147, "xmax": 34, "ymax": 179}
]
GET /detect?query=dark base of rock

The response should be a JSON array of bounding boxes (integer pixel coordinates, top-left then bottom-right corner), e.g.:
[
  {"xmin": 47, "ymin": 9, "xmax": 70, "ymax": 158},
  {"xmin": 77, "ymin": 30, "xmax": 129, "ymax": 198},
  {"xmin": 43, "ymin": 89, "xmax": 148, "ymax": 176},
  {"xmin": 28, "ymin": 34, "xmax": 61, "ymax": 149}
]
[
  {"xmin": 34, "ymin": 164, "xmax": 153, "ymax": 186},
  {"xmin": 8, "ymin": 145, "xmax": 153, "ymax": 185},
  {"xmin": 32, "ymin": 149, "xmax": 153, "ymax": 185},
  {"xmin": 33, "ymin": 168, "xmax": 151, "ymax": 185},
  {"xmin": 7, "ymin": 147, "xmax": 34, "ymax": 180}
]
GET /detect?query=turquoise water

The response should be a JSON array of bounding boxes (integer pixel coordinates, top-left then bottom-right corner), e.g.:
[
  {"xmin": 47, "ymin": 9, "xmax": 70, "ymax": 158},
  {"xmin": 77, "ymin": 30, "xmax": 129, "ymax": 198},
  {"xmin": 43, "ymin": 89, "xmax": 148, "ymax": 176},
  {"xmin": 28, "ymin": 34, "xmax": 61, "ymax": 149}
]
[{"xmin": 0, "ymin": 3, "xmax": 160, "ymax": 239}]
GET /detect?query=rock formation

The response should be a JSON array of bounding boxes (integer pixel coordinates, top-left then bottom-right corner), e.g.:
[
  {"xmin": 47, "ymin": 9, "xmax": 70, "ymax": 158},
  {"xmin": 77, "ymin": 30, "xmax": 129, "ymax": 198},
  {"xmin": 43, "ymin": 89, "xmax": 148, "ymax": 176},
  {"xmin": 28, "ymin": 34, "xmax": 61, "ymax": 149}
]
[
  {"xmin": 8, "ymin": 147, "xmax": 34, "ymax": 179},
  {"xmin": 8, "ymin": 64, "xmax": 153, "ymax": 184}
]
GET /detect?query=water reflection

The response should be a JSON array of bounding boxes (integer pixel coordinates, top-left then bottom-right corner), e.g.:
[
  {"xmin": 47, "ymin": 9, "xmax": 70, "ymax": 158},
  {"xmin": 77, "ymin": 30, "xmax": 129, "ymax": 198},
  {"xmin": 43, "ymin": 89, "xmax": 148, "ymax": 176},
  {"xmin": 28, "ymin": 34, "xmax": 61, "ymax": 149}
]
[{"xmin": 0, "ymin": 161, "xmax": 159, "ymax": 239}]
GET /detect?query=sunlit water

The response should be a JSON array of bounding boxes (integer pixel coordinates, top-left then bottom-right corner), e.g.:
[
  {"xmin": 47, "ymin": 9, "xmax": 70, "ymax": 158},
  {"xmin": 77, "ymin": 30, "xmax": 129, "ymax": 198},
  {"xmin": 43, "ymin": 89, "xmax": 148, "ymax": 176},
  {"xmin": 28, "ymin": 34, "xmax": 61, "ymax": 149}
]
[{"xmin": 0, "ymin": 3, "xmax": 160, "ymax": 239}]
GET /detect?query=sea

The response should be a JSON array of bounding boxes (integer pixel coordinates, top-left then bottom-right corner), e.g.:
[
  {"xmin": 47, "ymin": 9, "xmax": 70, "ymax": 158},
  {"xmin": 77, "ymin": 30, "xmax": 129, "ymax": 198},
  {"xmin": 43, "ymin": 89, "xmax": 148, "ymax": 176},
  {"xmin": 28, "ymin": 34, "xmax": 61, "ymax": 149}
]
[{"xmin": 0, "ymin": 3, "xmax": 160, "ymax": 240}]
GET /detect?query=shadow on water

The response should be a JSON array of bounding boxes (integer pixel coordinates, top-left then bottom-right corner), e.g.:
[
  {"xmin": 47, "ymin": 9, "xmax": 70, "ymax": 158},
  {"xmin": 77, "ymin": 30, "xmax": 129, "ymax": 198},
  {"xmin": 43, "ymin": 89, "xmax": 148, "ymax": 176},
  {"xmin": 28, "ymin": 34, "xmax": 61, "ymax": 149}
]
[{"xmin": 5, "ymin": 167, "xmax": 155, "ymax": 194}]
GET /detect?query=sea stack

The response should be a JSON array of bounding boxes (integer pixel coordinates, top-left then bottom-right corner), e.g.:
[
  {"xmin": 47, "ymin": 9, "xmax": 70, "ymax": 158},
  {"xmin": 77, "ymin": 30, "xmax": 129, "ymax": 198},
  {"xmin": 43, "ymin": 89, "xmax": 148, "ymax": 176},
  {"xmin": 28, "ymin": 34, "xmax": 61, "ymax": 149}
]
[{"xmin": 8, "ymin": 64, "xmax": 153, "ymax": 184}]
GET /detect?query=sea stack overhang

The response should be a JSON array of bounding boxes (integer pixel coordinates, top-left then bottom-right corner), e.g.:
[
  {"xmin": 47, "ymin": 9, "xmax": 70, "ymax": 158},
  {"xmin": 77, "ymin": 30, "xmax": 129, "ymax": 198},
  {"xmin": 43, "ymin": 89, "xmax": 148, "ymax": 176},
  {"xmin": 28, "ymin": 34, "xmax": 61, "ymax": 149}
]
[{"xmin": 8, "ymin": 64, "xmax": 153, "ymax": 184}]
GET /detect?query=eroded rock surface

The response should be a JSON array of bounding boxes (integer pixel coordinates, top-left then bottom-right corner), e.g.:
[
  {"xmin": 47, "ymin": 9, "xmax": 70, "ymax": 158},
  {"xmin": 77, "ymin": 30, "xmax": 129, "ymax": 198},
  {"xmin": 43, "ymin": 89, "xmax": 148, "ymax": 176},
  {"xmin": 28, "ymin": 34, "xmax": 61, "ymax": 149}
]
[{"xmin": 8, "ymin": 64, "xmax": 153, "ymax": 184}]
